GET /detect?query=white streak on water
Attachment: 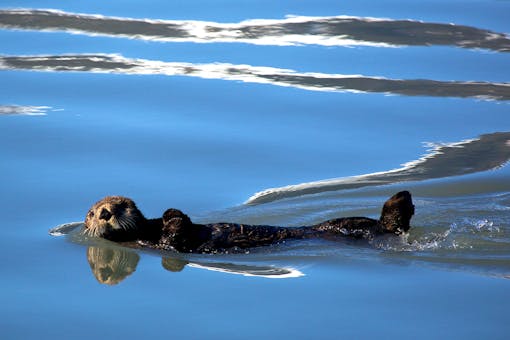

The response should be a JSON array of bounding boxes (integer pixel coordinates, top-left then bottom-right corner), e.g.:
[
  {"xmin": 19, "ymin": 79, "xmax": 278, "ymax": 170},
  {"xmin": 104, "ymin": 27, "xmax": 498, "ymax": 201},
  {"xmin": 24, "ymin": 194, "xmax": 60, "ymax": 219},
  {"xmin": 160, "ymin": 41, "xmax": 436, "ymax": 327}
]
[
  {"xmin": 1, "ymin": 54, "xmax": 509, "ymax": 100},
  {"xmin": 187, "ymin": 263, "xmax": 305, "ymax": 279},
  {"xmin": 0, "ymin": 9, "xmax": 399, "ymax": 48},
  {"xmin": 0, "ymin": 104, "xmax": 53, "ymax": 115},
  {"xmin": 400, "ymin": 138, "xmax": 479, "ymax": 169}
]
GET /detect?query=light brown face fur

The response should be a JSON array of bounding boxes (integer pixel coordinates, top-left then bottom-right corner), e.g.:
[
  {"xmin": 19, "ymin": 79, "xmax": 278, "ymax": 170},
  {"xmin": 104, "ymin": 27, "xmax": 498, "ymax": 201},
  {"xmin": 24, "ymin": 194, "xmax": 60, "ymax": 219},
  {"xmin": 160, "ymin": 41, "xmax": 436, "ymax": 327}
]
[{"xmin": 84, "ymin": 196, "xmax": 145, "ymax": 239}]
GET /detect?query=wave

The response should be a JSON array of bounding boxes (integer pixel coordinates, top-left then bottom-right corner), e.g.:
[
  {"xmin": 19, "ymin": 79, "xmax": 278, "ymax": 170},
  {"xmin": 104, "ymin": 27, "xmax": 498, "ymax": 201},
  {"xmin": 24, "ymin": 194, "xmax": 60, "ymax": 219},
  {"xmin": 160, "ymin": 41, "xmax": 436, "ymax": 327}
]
[
  {"xmin": 1, "ymin": 53, "xmax": 509, "ymax": 100},
  {"xmin": 1, "ymin": 9, "xmax": 510, "ymax": 51},
  {"xmin": 246, "ymin": 132, "xmax": 510, "ymax": 204},
  {"xmin": 48, "ymin": 222, "xmax": 83, "ymax": 236}
]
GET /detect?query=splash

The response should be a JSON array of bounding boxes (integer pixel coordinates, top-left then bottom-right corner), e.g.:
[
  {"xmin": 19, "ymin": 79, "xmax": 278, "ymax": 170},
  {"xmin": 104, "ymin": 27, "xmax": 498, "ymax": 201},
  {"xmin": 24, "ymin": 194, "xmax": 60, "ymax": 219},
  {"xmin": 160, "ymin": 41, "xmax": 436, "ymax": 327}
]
[
  {"xmin": 373, "ymin": 214, "xmax": 506, "ymax": 253},
  {"xmin": 371, "ymin": 229, "xmax": 458, "ymax": 252}
]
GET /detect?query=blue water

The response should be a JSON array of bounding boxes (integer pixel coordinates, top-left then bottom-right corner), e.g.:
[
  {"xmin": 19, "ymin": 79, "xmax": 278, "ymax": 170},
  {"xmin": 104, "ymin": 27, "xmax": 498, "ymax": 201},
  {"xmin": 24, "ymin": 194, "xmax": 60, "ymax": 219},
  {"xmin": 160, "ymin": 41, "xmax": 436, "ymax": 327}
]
[{"xmin": 1, "ymin": 1, "xmax": 510, "ymax": 338}]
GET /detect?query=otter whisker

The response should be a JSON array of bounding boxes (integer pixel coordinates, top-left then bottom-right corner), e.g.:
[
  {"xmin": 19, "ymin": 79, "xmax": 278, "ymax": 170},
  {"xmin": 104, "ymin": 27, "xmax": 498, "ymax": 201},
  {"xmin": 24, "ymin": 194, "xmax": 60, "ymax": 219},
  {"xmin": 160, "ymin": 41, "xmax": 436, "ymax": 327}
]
[
  {"xmin": 123, "ymin": 219, "xmax": 134, "ymax": 230},
  {"xmin": 114, "ymin": 216, "xmax": 127, "ymax": 230},
  {"xmin": 85, "ymin": 227, "xmax": 96, "ymax": 237},
  {"xmin": 120, "ymin": 216, "xmax": 136, "ymax": 230},
  {"xmin": 118, "ymin": 217, "xmax": 130, "ymax": 231},
  {"xmin": 125, "ymin": 218, "xmax": 137, "ymax": 230},
  {"xmin": 85, "ymin": 227, "xmax": 99, "ymax": 238}
]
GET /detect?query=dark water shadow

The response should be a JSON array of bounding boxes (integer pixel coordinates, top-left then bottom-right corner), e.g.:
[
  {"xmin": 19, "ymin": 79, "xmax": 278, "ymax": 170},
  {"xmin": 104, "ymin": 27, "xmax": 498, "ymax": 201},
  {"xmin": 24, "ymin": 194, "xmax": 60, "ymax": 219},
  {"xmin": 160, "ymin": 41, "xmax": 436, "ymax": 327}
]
[
  {"xmin": 247, "ymin": 132, "xmax": 510, "ymax": 204},
  {"xmin": 1, "ymin": 9, "xmax": 509, "ymax": 52},
  {"xmin": 1, "ymin": 54, "xmax": 509, "ymax": 101}
]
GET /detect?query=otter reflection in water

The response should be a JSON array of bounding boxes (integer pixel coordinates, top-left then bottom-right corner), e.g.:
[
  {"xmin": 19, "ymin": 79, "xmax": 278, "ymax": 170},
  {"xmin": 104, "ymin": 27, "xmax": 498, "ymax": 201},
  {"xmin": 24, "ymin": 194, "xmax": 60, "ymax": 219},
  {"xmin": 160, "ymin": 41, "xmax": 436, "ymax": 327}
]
[
  {"xmin": 86, "ymin": 246, "xmax": 303, "ymax": 285},
  {"xmin": 83, "ymin": 191, "xmax": 414, "ymax": 254},
  {"xmin": 86, "ymin": 246, "xmax": 140, "ymax": 285}
]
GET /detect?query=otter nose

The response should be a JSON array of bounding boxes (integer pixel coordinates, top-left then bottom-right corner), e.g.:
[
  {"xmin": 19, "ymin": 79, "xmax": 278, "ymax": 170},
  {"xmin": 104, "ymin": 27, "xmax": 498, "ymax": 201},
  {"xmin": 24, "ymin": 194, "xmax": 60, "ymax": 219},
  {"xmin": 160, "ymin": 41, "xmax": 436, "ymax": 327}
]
[{"xmin": 99, "ymin": 208, "xmax": 112, "ymax": 221}]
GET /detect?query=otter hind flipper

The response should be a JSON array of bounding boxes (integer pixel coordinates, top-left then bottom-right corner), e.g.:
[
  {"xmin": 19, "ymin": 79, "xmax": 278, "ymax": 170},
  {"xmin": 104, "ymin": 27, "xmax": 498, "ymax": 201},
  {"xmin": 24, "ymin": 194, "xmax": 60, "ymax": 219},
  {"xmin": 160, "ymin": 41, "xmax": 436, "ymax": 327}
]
[{"xmin": 379, "ymin": 191, "xmax": 414, "ymax": 234}]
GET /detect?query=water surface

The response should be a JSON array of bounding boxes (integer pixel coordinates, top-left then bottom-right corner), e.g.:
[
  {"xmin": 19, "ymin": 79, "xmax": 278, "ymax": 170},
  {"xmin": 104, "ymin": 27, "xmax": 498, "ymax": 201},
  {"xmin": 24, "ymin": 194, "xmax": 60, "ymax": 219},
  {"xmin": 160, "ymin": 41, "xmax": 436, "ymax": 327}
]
[{"xmin": 1, "ymin": 0, "xmax": 509, "ymax": 338}]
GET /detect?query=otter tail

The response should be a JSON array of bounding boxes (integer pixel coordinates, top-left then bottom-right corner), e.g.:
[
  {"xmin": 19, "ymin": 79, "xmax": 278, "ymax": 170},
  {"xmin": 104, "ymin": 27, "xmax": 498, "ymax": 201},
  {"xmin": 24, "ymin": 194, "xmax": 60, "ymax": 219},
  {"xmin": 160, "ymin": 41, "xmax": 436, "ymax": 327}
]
[{"xmin": 379, "ymin": 191, "xmax": 415, "ymax": 234}]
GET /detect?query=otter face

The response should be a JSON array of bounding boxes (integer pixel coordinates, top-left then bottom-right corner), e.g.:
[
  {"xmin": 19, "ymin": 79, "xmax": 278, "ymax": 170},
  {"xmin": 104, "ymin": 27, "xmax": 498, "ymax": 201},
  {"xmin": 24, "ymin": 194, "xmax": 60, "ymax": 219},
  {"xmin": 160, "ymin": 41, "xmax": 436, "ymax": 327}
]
[{"xmin": 84, "ymin": 196, "xmax": 145, "ymax": 240}]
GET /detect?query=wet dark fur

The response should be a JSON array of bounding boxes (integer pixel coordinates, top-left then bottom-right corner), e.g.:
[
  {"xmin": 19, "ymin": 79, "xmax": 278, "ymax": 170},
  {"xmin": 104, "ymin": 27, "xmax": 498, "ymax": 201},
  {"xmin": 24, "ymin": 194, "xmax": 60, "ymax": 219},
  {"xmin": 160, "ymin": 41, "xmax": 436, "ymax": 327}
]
[{"xmin": 84, "ymin": 191, "xmax": 414, "ymax": 254}]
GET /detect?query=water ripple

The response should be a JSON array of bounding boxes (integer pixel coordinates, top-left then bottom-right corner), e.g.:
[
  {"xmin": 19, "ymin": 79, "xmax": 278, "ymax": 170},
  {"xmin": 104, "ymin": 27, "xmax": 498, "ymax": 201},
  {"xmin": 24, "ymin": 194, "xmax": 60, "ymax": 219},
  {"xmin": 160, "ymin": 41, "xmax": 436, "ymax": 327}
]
[
  {"xmin": 247, "ymin": 132, "xmax": 510, "ymax": 204},
  {"xmin": 1, "ymin": 54, "xmax": 509, "ymax": 100},
  {"xmin": 1, "ymin": 9, "xmax": 510, "ymax": 51}
]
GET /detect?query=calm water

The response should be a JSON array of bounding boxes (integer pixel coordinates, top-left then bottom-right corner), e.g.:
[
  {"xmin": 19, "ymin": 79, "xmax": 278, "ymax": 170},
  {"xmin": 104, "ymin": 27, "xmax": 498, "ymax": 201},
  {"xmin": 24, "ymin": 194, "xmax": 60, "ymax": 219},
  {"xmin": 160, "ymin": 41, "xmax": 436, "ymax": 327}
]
[{"xmin": 1, "ymin": 0, "xmax": 510, "ymax": 338}]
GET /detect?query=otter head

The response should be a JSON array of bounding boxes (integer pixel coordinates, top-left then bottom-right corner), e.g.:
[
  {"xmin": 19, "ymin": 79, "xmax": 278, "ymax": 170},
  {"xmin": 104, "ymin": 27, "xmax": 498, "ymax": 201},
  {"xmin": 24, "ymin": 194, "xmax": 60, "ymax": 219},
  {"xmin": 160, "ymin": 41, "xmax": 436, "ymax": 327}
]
[
  {"xmin": 379, "ymin": 191, "xmax": 415, "ymax": 234},
  {"xmin": 84, "ymin": 196, "xmax": 146, "ymax": 241}
]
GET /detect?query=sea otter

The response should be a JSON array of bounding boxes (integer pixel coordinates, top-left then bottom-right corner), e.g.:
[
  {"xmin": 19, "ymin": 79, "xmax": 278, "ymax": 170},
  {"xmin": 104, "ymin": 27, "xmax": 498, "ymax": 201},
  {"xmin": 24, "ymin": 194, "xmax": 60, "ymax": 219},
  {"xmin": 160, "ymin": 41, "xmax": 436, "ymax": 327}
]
[{"xmin": 84, "ymin": 191, "xmax": 414, "ymax": 253}]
